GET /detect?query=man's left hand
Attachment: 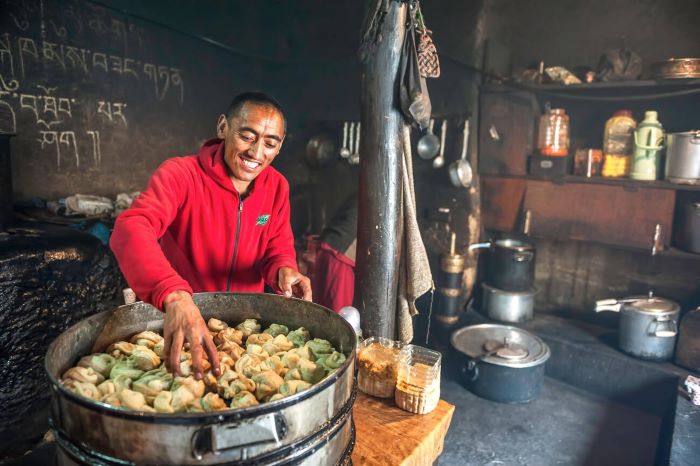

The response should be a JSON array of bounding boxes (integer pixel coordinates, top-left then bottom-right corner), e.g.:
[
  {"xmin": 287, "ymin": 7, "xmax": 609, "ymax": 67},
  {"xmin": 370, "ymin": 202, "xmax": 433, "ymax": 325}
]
[{"xmin": 278, "ymin": 266, "xmax": 312, "ymax": 301}]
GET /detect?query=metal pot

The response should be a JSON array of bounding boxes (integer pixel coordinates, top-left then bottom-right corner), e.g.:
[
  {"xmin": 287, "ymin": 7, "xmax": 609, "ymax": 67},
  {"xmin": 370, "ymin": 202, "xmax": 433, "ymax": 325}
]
[
  {"xmin": 482, "ymin": 283, "xmax": 537, "ymax": 323},
  {"xmin": 665, "ymin": 131, "xmax": 700, "ymax": 185},
  {"xmin": 469, "ymin": 238, "xmax": 536, "ymax": 292},
  {"xmin": 595, "ymin": 293, "xmax": 680, "ymax": 361},
  {"xmin": 45, "ymin": 293, "xmax": 357, "ymax": 465},
  {"xmin": 451, "ymin": 324, "xmax": 550, "ymax": 404}
]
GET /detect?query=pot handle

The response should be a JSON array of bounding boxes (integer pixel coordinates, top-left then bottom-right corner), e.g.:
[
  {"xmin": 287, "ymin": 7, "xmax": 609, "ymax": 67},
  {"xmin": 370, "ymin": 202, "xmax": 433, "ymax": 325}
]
[
  {"xmin": 648, "ymin": 316, "xmax": 678, "ymax": 338},
  {"xmin": 595, "ymin": 299, "xmax": 622, "ymax": 313},
  {"xmin": 464, "ymin": 359, "xmax": 480, "ymax": 382},
  {"xmin": 468, "ymin": 241, "xmax": 492, "ymax": 252},
  {"xmin": 191, "ymin": 412, "xmax": 286, "ymax": 460},
  {"xmin": 513, "ymin": 251, "xmax": 535, "ymax": 262}
]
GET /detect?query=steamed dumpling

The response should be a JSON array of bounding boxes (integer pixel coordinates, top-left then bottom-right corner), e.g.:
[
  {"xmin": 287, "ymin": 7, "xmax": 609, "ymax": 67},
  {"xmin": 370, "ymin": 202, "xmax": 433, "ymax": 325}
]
[
  {"xmin": 235, "ymin": 319, "xmax": 261, "ymax": 338},
  {"xmin": 62, "ymin": 366, "xmax": 104, "ymax": 385},
  {"xmin": 230, "ymin": 391, "xmax": 259, "ymax": 409},
  {"xmin": 131, "ymin": 345, "xmax": 161, "ymax": 371},
  {"xmin": 263, "ymin": 324, "xmax": 289, "ymax": 337},
  {"xmin": 207, "ymin": 318, "xmax": 228, "ymax": 333},
  {"xmin": 215, "ymin": 327, "xmax": 244, "ymax": 346},
  {"xmin": 172, "ymin": 376, "xmax": 205, "ymax": 398},
  {"xmin": 110, "ymin": 358, "xmax": 145, "ymax": 381},
  {"xmin": 246, "ymin": 333, "xmax": 273, "ymax": 347},
  {"xmin": 305, "ymin": 339, "xmax": 334, "ymax": 359},
  {"xmin": 106, "ymin": 341, "xmax": 135, "ymax": 358},
  {"xmin": 287, "ymin": 327, "xmax": 310, "ymax": 347},
  {"xmin": 129, "ymin": 331, "xmax": 163, "ymax": 350},
  {"xmin": 316, "ymin": 351, "xmax": 347, "ymax": 373},
  {"xmin": 251, "ymin": 371, "xmax": 284, "ymax": 400},
  {"xmin": 153, "ymin": 390, "xmax": 175, "ymax": 413},
  {"xmin": 271, "ymin": 334, "xmax": 294, "ymax": 352},
  {"xmin": 63, "ymin": 379, "xmax": 101, "ymax": 400},
  {"xmin": 118, "ymin": 389, "xmax": 155, "ymax": 412},
  {"xmin": 132, "ymin": 367, "xmax": 173, "ymax": 402},
  {"xmin": 298, "ymin": 359, "xmax": 325, "ymax": 384},
  {"xmin": 77, "ymin": 353, "xmax": 116, "ymax": 378},
  {"xmin": 279, "ymin": 380, "xmax": 312, "ymax": 397},
  {"xmin": 201, "ymin": 393, "xmax": 227, "ymax": 412}
]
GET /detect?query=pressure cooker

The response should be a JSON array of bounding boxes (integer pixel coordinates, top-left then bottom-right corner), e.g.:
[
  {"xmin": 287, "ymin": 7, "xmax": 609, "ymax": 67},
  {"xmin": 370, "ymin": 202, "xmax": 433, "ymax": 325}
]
[{"xmin": 595, "ymin": 292, "xmax": 680, "ymax": 361}]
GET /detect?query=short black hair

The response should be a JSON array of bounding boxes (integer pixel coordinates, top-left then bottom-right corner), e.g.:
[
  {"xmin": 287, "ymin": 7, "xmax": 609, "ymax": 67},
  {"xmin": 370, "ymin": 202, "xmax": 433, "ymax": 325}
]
[{"xmin": 224, "ymin": 91, "xmax": 286, "ymax": 131}]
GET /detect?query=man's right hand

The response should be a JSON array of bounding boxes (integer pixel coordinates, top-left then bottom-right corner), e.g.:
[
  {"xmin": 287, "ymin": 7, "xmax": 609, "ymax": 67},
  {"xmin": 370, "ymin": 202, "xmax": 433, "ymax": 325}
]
[{"xmin": 162, "ymin": 290, "xmax": 220, "ymax": 380}]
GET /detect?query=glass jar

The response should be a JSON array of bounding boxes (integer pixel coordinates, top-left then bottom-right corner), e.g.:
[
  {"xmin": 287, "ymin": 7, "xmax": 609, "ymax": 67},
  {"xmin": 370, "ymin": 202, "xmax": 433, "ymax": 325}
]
[
  {"xmin": 357, "ymin": 337, "xmax": 403, "ymax": 398},
  {"xmin": 395, "ymin": 345, "xmax": 441, "ymax": 414},
  {"xmin": 602, "ymin": 110, "xmax": 636, "ymax": 177},
  {"xmin": 537, "ymin": 108, "xmax": 570, "ymax": 156}
]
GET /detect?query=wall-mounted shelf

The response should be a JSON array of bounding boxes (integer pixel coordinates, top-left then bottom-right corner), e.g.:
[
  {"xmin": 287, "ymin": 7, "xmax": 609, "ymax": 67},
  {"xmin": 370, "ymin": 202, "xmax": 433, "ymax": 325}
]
[{"xmin": 487, "ymin": 174, "xmax": 700, "ymax": 192}]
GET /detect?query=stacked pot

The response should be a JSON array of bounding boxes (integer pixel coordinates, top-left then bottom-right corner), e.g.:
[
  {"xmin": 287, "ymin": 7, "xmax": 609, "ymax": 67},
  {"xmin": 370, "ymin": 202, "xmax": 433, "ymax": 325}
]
[{"xmin": 469, "ymin": 238, "xmax": 537, "ymax": 324}]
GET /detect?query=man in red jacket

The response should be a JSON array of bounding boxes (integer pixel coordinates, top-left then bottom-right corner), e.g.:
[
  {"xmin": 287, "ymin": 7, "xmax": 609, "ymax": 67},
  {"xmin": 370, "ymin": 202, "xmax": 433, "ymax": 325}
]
[{"xmin": 110, "ymin": 92, "xmax": 311, "ymax": 380}]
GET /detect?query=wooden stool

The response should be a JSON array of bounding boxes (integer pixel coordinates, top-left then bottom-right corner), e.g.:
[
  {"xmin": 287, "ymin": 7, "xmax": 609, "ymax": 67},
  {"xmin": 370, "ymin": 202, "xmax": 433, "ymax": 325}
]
[{"xmin": 352, "ymin": 392, "xmax": 455, "ymax": 466}]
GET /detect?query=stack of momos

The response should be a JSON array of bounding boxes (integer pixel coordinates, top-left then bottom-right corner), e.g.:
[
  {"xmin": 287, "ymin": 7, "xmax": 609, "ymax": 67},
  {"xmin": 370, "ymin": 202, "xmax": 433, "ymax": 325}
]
[{"xmin": 61, "ymin": 318, "xmax": 346, "ymax": 413}]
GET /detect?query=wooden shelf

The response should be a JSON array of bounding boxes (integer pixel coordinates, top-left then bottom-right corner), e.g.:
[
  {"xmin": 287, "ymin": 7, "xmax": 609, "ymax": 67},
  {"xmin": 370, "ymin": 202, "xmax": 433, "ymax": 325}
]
[
  {"xmin": 482, "ymin": 174, "xmax": 700, "ymax": 192},
  {"xmin": 482, "ymin": 79, "xmax": 700, "ymax": 94}
]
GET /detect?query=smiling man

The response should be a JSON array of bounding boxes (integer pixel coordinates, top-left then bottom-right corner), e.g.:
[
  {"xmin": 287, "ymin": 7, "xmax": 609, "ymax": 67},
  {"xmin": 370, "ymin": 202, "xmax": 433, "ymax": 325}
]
[{"xmin": 110, "ymin": 92, "xmax": 311, "ymax": 379}]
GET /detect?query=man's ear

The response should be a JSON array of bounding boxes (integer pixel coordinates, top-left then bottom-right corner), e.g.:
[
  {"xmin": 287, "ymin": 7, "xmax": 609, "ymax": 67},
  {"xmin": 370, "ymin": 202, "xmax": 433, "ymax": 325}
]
[{"xmin": 216, "ymin": 114, "xmax": 228, "ymax": 139}]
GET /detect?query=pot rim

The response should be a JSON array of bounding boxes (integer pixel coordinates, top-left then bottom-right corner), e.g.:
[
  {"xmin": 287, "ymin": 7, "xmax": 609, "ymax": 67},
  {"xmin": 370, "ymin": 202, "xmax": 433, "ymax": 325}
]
[
  {"xmin": 619, "ymin": 295, "xmax": 681, "ymax": 316},
  {"xmin": 493, "ymin": 238, "xmax": 535, "ymax": 252},
  {"xmin": 482, "ymin": 283, "xmax": 538, "ymax": 297},
  {"xmin": 451, "ymin": 323, "xmax": 551, "ymax": 368},
  {"xmin": 44, "ymin": 292, "xmax": 357, "ymax": 423}
]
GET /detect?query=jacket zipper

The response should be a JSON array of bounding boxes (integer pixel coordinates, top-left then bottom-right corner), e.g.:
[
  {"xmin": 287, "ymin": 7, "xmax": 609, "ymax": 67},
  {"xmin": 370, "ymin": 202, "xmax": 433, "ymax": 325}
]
[{"xmin": 226, "ymin": 199, "xmax": 244, "ymax": 291}]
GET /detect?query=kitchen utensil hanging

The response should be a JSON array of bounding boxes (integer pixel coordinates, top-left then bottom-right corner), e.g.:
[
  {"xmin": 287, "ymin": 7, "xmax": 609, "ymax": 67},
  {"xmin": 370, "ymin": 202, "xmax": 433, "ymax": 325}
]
[
  {"xmin": 349, "ymin": 122, "xmax": 361, "ymax": 165},
  {"xmin": 340, "ymin": 122, "xmax": 350, "ymax": 158},
  {"xmin": 449, "ymin": 119, "xmax": 473, "ymax": 187},
  {"xmin": 415, "ymin": 3, "xmax": 440, "ymax": 78},
  {"xmin": 417, "ymin": 118, "xmax": 440, "ymax": 160},
  {"xmin": 433, "ymin": 119, "xmax": 446, "ymax": 168}
]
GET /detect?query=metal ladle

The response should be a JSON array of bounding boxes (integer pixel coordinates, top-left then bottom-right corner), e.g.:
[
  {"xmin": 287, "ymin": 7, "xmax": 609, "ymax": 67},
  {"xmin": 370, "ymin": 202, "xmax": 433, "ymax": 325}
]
[
  {"xmin": 417, "ymin": 118, "xmax": 440, "ymax": 160},
  {"xmin": 339, "ymin": 122, "xmax": 350, "ymax": 158},
  {"xmin": 449, "ymin": 119, "xmax": 473, "ymax": 188},
  {"xmin": 433, "ymin": 119, "xmax": 446, "ymax": 168}
]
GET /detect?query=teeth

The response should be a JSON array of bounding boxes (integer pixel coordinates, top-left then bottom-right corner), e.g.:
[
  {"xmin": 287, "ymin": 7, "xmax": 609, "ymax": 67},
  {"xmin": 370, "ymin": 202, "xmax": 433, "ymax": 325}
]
[{"xmin": 243, "ymin": 159, "xmax": 260, "ymax": 169}]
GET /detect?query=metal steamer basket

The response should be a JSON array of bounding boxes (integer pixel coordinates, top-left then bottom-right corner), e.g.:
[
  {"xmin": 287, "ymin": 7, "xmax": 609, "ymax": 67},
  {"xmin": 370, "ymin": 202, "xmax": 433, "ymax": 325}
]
[{"xmin": 45, "ymin": 293, "xmax": 357, "ymax": 466}]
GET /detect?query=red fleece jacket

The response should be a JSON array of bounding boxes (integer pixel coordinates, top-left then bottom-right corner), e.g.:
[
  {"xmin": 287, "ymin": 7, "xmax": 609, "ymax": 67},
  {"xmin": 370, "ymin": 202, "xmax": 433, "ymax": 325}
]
[{"xmin": 110, "ymin": 138, "xmax": 298, "ymax": 310}]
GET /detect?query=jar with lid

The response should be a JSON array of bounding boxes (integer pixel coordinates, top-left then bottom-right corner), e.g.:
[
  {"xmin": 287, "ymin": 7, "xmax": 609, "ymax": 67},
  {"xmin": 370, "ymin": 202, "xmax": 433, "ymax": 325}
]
[
  {"xmin": 537, "ymin": 108, "xmax": 570, "ymax": 156},
  {"xmin": 602, "ymin": 110, "xmax": 636, "ymax": 177}
]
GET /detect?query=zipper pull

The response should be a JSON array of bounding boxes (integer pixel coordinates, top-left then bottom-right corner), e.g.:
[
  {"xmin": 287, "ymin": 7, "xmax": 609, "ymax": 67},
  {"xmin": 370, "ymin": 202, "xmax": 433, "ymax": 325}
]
[{"xmin": 239, "ymin": 199, "xmax": 244, "ymax": 212}]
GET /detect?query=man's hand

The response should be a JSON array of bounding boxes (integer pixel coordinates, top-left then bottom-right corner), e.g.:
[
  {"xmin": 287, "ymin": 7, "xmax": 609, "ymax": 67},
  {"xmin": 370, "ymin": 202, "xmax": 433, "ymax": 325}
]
[
  {"xmin": 162, "ymin": 290, "xmax": 220, "ymax": 380},
  {"xmin": 278, "ymin": 267, "xmax": 312, "ymax": 301}
]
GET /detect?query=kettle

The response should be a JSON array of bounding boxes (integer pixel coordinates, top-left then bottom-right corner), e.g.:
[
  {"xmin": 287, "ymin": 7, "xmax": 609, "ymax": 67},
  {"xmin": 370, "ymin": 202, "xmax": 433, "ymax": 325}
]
[{"xmin": 675, "ymin": 307, "xmax": 700, "ymax": 374}]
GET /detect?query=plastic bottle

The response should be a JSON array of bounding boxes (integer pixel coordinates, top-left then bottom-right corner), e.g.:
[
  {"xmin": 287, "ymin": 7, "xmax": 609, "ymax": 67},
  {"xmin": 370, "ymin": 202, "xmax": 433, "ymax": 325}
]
[
  {"xmin": 630, "ymin": 111, "xmax": 664, "ymax": 181},
  {"xmin": 602, "ymin": 110, "xmax": 636, "ymax": 177},
  {"xmin": 537, "ymin": 108, "xmax": 570, "ymax": 156}
]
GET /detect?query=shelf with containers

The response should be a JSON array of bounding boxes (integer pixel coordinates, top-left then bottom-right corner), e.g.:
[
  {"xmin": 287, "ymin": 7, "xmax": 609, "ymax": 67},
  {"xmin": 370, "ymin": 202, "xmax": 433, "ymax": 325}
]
[{"xmin": 477, "ymin": 80, "xmax": 700, "ymax": 254}]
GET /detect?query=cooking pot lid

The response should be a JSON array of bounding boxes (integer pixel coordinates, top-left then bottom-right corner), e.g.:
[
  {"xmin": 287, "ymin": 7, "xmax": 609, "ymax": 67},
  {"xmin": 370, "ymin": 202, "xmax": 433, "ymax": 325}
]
[
  {"xmin": 451, "ymin": 324, "xmax": 550, "ymax": 368},
  {"xmin": 627, "ymin": 296, "xmax": 679, "ymax": 314},
  {"xmin": 494, "ymin": 238, "xmax": 534, "ymax": 252}
]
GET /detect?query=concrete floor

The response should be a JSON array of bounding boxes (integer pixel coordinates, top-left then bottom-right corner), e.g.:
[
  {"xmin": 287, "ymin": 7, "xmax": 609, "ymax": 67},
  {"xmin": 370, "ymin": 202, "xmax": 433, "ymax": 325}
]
[{"xmin": 438, "ymin": 374, "xmax": 661, "ymax": 466}]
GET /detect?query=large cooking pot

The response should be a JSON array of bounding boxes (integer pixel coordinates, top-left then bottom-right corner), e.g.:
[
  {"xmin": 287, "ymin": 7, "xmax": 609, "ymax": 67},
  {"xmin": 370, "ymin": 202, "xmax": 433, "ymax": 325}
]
[
  {"xmin": 665, "ymin": 131, "xmax": 700, "ymax": 185},
  {"xmin": 469, "ymin": 238, "xmax": 536, "ymax": 292},
  {"xmin": 451, "ymin": 324, "xmax": 550, "ymax": 404},
  {"xmin": 595, "ymin": 293, "xmax": 680, "ymax": 361},
  {"xmin": 45, "ymin": 293, "xmax": 357, "ymax": 466}
]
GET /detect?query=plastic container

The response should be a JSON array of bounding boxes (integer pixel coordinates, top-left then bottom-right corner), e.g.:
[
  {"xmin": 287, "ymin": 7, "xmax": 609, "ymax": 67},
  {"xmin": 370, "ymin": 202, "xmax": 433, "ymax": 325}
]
[
  {"xmin": 395, "ymin": 345, "xmax": 441, "ymax": 414},
  {"xmin": 537, "ymin": 108, "xmax": 570, "ymax": 156},
  {"xmin": 602, "ymin": 110, "xmax": 636, "ymax": 177},
  {"xmin": 630, "ymin": 111, "xmax": 665, "ymax": 181},
  {"xmin": 574, "ymin": 149, "xmax": 603, "ymax": 176},
  {"xmin": 357, "ymin": 337, "xmax": 403, "ymax": 398}
]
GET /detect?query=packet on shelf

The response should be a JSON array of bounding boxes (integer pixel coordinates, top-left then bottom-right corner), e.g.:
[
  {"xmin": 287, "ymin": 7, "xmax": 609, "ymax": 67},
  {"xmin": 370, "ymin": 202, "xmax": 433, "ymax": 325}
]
[{"xmin": 357, "ymin": 337, "xmax": 402, "ymax": 398}]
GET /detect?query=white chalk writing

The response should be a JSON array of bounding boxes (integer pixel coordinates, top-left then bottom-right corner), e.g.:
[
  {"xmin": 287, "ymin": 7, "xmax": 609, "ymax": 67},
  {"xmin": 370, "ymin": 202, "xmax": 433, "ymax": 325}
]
[
  {"xmin": 97, "ymin": 100, "xmax": 127, "ymax": 126},
  {"xmin": 39, "ymin": 130, "xmax": 80, "ymax": 170},
  {"xmin": 86, "ymin": 130, "xmax": 101, "ymax": 166}
]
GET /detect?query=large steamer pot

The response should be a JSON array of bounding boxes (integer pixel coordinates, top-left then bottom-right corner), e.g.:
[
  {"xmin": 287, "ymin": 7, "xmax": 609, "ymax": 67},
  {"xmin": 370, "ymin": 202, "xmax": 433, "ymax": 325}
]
[{"xmin": 45, "ymin": 293, "xmax": 357, "ymax": 466}]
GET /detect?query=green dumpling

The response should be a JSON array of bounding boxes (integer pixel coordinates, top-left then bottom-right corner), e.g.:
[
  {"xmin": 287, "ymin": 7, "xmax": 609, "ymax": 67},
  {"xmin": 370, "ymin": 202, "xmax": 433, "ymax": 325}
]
[
  {"xmin": 305, "ymin": 338, "xmax": 334, "ymax": 359},
  {"xmin": 287, "ymin": 327, "xmax": 311, "ymax": 347},
  {"xmin": 316, "ymin": 351, "xmax": 347, "ymax": 373},
  {"xmin": 263, "ymin": 323, "xmax": 289, "ymax": 337},
  {"xmin": 77, "ymin": 353, "xmax": 116, "ymax": 378},
  {"xmin": 279, "ymin": 380, "xmax": 312, "ymax": 397},
  {"xmin": 298, "ymin": 359, "xmax": 326, "ymax": 384},
  {"xmin": 251, "ymin": 370, "xmax": 284, "ymax": 400},
  {"xmin": 230, "ymin": 391, "xmax": 260, "ymax": 409},
  {"xmin": 236, "ymin": 319, "xmax": 261, "ymax": 338},
  {"xmin": 109, "ymin": 357, "xmax": 145, "ymax": 381}
]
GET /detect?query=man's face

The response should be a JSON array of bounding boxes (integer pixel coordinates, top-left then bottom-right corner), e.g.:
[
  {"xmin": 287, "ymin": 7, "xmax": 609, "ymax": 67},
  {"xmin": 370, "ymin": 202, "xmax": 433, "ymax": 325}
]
[{"xmin": 217, "ymin": 102, "xmax": 285, "ymax": 192}]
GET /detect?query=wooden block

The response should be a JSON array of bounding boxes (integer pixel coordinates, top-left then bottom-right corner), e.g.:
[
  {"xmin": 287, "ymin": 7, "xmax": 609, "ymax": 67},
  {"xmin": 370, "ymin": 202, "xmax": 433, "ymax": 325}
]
[
  {"xmin": 352, "ymin": 392, "xmax": 455, "ymax": 466},
  {"xmin": 481, "ymin": 175, "xmax": 527, "ymax": 232}
]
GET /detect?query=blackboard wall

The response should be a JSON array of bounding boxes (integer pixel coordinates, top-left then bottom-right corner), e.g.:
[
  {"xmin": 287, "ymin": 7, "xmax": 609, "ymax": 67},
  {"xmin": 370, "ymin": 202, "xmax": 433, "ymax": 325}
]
[{"xmin": 0, "ymin": 0, "xmax": 277, "ymax": 200}]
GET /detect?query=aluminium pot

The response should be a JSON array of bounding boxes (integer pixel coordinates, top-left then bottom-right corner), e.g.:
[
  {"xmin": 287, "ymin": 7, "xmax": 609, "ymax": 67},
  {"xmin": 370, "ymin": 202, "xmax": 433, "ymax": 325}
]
[
  {"xmin": 45, "ymin": 292, "xmax": 357, "ymax": 466},
  {"xmin": 482, "ymin": 283, "xmax": 537, "ymax": 323},
  {"xmin": 665, "ymin": 131, "xmax": 700, "ymax": 185},
  {"xmin": 595, "ymin": 293, "xmax": 680, "ymax": 361},
  {"xmin": 469, "ymin": 238, "xmax": 536, "ymax": 292},
  {"xmin": 450, "ymin": 324, "xmax": 551, "ymax": 404}
]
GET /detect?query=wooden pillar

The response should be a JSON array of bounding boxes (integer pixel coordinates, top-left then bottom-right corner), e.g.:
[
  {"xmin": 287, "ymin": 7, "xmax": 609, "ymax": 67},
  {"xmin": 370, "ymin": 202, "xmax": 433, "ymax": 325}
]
[{"xmin": 355, "ymin": 0, "xmax": 407, "ymax": 339}]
